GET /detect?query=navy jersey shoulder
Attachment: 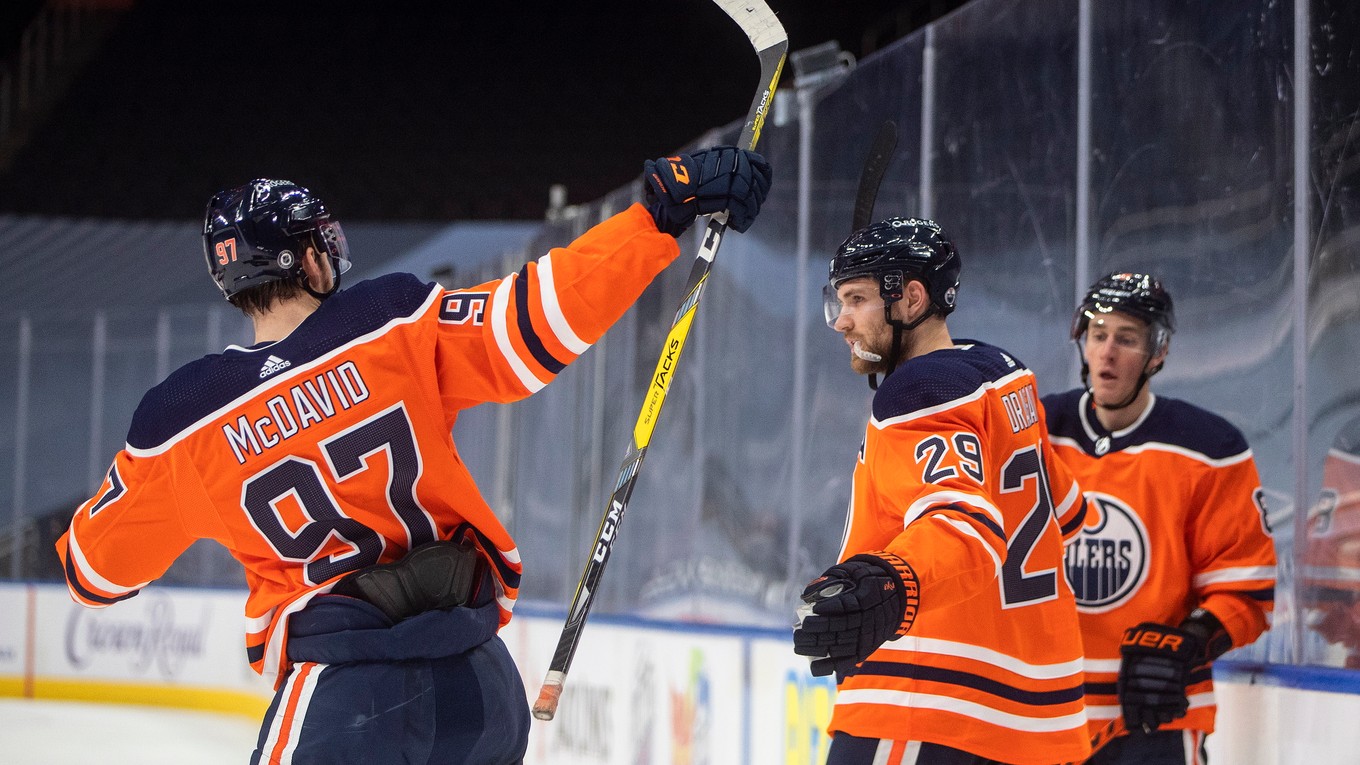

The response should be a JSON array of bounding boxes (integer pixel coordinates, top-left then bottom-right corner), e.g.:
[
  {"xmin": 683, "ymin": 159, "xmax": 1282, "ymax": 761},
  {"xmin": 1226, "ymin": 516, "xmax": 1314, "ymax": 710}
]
[
  {"xmin": 873, "ymin": 339, "xmax": 1028, "ymax": 421},
  {"xmin": 1142, "ymin": 396, "xmax": 1249, "ymax": 460},
  {"xmin": 127, "ymin": 273, "xmax": 436, "ymax": 450},
  {"xmin": 1042, "ymin": 388, "xmax": 1249, "ymax": 461},
  {"xmin": 1040, "ymin": 388, "xmax": 1087, "ymax": 443}
]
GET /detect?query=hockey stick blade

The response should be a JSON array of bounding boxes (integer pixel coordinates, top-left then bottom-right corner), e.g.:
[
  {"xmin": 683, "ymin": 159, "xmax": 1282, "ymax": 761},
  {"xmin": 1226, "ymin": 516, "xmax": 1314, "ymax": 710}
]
[
  {"xmin": 532, "ymin": 0, "xmax": 787, "ymax": 723},
  {"xmin": 851, "ymin": 120, "xmax": 898, "ymax": 231}
]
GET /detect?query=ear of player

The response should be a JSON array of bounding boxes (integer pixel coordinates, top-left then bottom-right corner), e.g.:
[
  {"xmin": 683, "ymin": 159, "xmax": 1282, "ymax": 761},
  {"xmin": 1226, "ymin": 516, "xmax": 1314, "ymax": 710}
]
[
  {"xmin": 793, "ymin": 551, "xmax": 920, "ymax": 677},
  {"xmin": 1117, "ymin": 608, "xmax": 1229, "ymax": 732},
  {"xmin": 643, "ymin": 146, "xmax": 772, "ymax": 236}
]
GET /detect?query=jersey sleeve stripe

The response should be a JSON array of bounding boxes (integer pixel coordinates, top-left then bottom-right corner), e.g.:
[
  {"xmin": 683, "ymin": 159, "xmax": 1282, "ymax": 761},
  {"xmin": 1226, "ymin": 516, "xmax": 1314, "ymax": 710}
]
[
  {"xmin": 66, "ymin": 529, "xmax": 150, "ymax": 596},
  {"xmin": 927, "ymin": 504, "xmax": 1006, "ymax": 542},
  {"xmin": 904, "ymin": 490, "xmax": 1005, "ymax": 531},
  {"xmin": 1059, "ymin": 497, "xmax": 1089, "ymax": 538},
  {"xmin": 1082, "ymin": 658, "xmax": 1121, "ymax": 673},
  {"xmin": 1084, "ymin": 680, "xmax": 1118, "ymax": 696},
  {"xmin": 63, "ymin": 550, "xmax": 138, "ymax": 606},
  {"xmin": 931, "ymin": 515, "xmax": 1003, "ymax": 575},
  {"xmin": 489, "ymin": 274, "xmax": 547, "ymax": 394},
  {"xmin": 852, "ymin": 661, "xmax": 1086, "ymax": 706},
  {"xmin": 497, "ymin": 544, "xmax": 521, "ymax": 565},
  {"xmin": 1084, "ymin": 703, "xmax": 1120, "ymax": 720},
  {"xmin": 514, "ymin": 264, "xmax": 567, "ymax": 374},
  {"xmin": 879, "ymin": 634, "xmax": 1085, "ymax": 679},
  {"xmin": 536, "ymin": 254, "xmax": 591, "ymax": 355},
  {"xmin": 1192, "ymin": 565, "xmax": 1276, "ymax": 587},
  {"xmin": 833, "ymin": 689, "xmax": 1088, "ymax": 733},
  {"xmin": 247, "ymin": 610, "xmax": 275, "ymax": 634},
  {"xmin": 1053, "ymin": 481, "xmax": 1081, "ymax": 518}
]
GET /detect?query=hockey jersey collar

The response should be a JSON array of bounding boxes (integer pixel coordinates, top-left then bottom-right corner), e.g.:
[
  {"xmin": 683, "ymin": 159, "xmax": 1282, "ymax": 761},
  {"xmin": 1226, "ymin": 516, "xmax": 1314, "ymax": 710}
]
[{"xmin": 1077, "ymin": 390, "xmax": 1157, "ymax": 455}]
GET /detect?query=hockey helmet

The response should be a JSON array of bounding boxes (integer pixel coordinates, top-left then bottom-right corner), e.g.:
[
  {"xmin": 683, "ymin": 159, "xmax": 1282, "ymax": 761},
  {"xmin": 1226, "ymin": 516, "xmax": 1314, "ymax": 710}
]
[
  {"xmin": 202, "ymin": 179, "xmax": 351, "ymax": 300},
  {"xmin": 824, "ymin": 217, "xmax": 961, "ymax": 329},
  {"xmin": 1071, "ymin": 271, "xmax": 1175, "ymax": 356}
]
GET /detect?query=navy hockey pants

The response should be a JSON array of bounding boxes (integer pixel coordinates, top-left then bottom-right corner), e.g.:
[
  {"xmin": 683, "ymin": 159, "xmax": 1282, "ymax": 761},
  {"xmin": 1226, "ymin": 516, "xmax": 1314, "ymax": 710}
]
[
  {"xmin": 250, "ymin": 593, "xmax": 529, "ymax": 765},
  {"xmin": 1086, "ymin": 727, "xmax": 1209, "ymax": 765},
  {"xmin": 826, "ymin": 733, "xmax": 1011, "ymax": 764}
]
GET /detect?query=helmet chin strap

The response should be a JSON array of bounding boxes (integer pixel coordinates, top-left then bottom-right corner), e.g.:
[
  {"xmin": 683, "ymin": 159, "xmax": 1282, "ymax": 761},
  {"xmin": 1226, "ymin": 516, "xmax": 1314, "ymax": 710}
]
[
  {"xmin": 1077, "ymin": 349, "xmax": 1161, "ymax": 412},
  {"xmin": 301, "ymin": 251, "xmax": 342, "ymax": 302},
  {"xmin": 867, "ymin": 298, "xmax": 935, "ymax": 391},
  {"xmin": 866, "ymin": 328, "xmax": 900, "ymax": 391},
  {"xmin": 1083, "ymin": 367, "xmax": 1149, "ymax": 410}
]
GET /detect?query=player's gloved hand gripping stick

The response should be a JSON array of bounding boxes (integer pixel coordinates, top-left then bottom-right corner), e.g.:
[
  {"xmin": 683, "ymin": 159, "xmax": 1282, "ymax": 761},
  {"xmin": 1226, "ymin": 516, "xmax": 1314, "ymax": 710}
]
[
  {"xmin": 644, "ymin": 146, "xmax": 770, "ymax": 236},
  {"xmin": 532, "ymin": 0, "xmax": 787, "ymax": 722}
]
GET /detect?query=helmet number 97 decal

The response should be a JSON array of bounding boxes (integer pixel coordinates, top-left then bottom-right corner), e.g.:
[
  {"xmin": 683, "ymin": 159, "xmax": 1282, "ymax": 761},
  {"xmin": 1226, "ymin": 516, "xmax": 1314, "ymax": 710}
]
[{"xmin": 215, "ymin": 237, "xmax": 239, "ymax": 266}]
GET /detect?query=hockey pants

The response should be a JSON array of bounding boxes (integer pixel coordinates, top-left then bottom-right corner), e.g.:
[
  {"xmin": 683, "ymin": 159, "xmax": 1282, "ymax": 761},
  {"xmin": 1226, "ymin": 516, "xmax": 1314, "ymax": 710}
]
[{"xmin": 250, "ymin": 589, "xmax": 529, "ymax": 765}]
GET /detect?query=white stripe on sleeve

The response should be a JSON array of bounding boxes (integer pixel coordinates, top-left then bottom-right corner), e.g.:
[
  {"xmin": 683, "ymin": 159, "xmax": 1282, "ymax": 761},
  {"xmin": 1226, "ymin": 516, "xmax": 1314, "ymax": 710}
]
[
  {"xmin": 490, "ymin": 275, "xmax": 546, "ymax": 393},
  {"xmin": 536, "ymin": 255, "xmax": 590, "ymax": 355}
]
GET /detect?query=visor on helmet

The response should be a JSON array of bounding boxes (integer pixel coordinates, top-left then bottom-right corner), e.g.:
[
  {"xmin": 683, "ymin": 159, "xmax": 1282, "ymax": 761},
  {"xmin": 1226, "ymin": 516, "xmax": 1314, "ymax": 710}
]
[
  {"xmin": 823, "ymin": 280, "xmax": 886, "ymax": 329},
  {"xmin": 316, "ymin": 220, "xmax": 352, "ymax": 276}
]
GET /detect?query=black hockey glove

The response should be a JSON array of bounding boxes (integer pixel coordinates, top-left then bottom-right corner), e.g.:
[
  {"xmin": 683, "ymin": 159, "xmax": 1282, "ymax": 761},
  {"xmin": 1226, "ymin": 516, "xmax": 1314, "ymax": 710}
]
[
  {"xmin": 1118, "ymin": 609, "xmax": 1232, "ymax": 732},
  {"xmin": 793, "ymin": 551, "xmax": 920, "ymax": 677},
  {"xmin": 1118, "ymin": 622, "xmax": 1202, "ymax": 732},
  {"xmin": 643, "ymin": 145, "xmax": 771, "ymax": 236}
]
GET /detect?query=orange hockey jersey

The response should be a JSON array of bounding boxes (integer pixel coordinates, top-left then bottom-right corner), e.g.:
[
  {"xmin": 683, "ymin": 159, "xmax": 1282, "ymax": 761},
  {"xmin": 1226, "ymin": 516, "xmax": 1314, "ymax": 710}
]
[
  {"xmin": 56, "ymin": 203, "xmax": 679, "ymax": 684},
  {"xmin": 1043, "ymin": 389, "xmax": 1276, "ymax": 736},
  {"xmin": 831, "ymin": 341, "xmax": 1091, "ymax": 765}
]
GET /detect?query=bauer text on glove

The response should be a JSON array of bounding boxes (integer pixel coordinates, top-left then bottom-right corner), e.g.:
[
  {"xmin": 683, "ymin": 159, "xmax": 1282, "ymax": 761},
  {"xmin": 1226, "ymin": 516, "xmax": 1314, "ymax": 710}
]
[
  {"xmin": 1117, "ymin": 608, "xmax": 1231, "ymax": 733},
  {"xmin": 1117, "ymin": 622, "xmax": 1202, "ymax": 732}
]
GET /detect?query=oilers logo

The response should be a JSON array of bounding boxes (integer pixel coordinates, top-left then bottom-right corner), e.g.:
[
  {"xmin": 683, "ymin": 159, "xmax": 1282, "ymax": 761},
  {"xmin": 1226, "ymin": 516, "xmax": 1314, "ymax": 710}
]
[{"xmin": 1065, "ymin": 492, "xmax": 1149, "ymax": 612}]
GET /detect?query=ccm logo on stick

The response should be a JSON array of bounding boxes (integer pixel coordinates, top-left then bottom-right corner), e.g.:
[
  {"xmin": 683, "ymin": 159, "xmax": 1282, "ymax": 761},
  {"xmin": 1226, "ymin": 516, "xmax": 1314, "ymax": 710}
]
[{"xmin": 591, "ymin": 501, "xmax": 624, "ymax": 562}]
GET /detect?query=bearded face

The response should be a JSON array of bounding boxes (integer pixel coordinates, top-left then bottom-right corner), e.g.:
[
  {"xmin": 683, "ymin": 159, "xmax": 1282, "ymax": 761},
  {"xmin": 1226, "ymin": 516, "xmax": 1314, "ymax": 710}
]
[{"xmin": 826, "ymin": 278, "xmax": 894, "ymax": 376}]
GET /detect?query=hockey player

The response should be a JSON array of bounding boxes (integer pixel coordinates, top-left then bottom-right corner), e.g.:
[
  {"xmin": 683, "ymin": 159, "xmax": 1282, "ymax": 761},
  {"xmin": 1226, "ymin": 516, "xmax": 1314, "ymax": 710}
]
[
  {"xmin": 793, "ymin": 218, "xmax": 1093, "ymax": 765},
  {"xmin": 55, "ymin": 147, "xmax": 770, "ymax": 764},
  {"xmin": 1043, "ymin": 272, "xmax": 1276, "ymax": 763}
]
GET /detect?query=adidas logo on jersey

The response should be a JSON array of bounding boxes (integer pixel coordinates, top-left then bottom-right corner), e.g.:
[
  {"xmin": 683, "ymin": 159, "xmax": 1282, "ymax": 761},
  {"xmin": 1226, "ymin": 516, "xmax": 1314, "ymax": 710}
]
[{"xmin": 259, "ymin": 355, "xmax": 292, "ymax": 379}]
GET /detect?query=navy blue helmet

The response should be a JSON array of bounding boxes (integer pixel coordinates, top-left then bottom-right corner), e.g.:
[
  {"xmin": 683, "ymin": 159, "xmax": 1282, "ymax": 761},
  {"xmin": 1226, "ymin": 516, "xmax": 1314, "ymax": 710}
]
[
  {"xmin": 1071, "ymin": 271, "xmax": 1175, "ymax": 355},
  {"xmin": 825, "ymin": 217, "xmax": 961, "ymax": 327},
  {"xmin": 203, "ymin": 179, "xmax": 351, "ymax": 300}
]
